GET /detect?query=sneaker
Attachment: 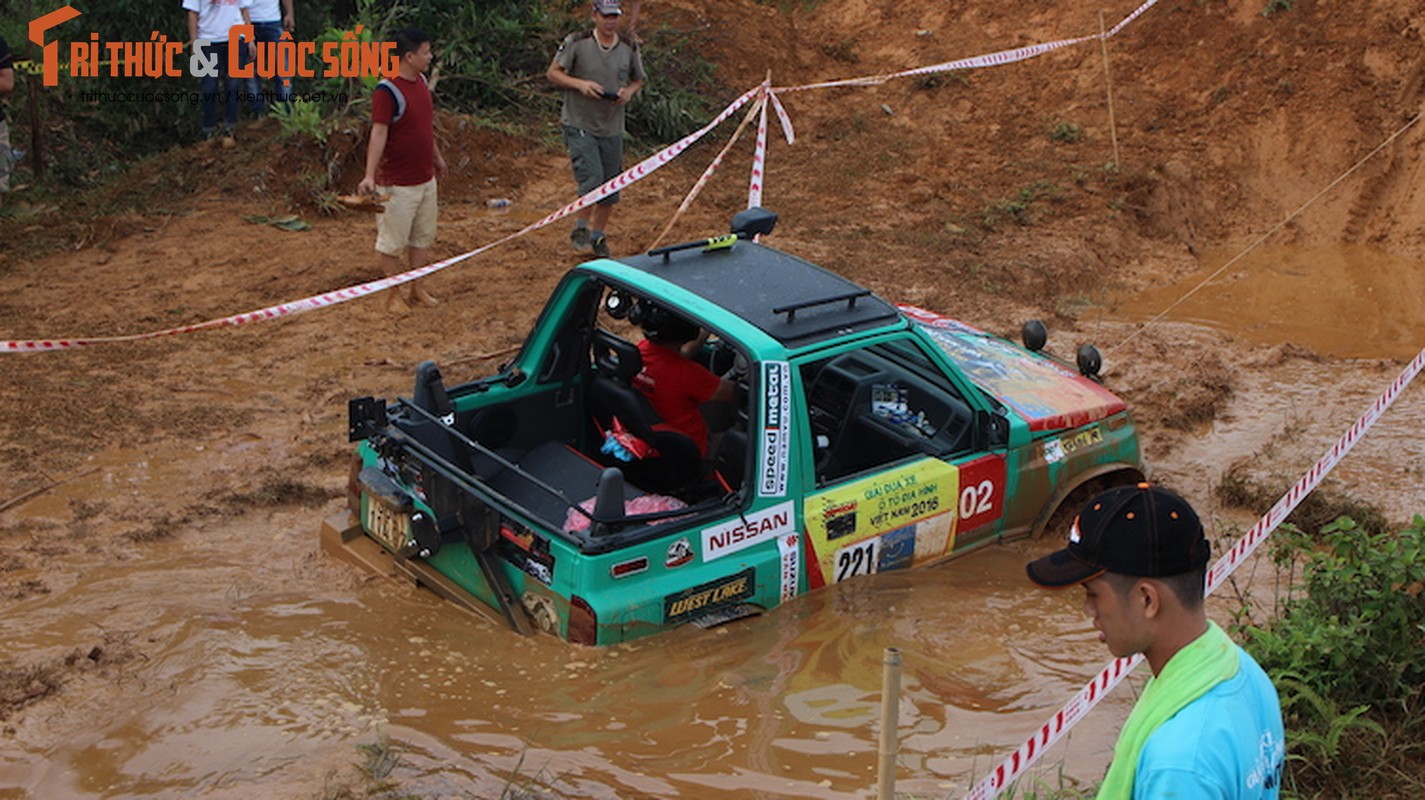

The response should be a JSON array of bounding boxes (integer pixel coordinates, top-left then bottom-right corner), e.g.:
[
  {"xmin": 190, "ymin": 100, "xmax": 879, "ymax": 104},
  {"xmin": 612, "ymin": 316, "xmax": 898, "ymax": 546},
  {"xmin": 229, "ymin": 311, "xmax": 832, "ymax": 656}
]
[
  {"xmin": 591, "ymin": 234, "xmax": 610, "ymax": 259},
  {"xmin": 570, "ymin": 226, "xmax": 592, "ymax": 253}
]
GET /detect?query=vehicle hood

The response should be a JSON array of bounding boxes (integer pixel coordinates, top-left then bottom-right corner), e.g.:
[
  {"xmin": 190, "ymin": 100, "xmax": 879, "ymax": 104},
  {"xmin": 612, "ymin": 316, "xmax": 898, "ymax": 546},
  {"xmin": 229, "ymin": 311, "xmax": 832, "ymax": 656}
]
[{"xmin": 900, "ymin": 305, "xmax": 1128, "ymax": 432}]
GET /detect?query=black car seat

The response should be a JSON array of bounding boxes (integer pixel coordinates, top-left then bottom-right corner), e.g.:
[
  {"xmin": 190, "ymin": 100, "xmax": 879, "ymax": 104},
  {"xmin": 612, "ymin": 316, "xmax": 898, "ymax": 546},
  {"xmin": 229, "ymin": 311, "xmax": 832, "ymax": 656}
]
[{"xmin": 587, "ymin": 329, "xmax": 702, "ymax": 494}]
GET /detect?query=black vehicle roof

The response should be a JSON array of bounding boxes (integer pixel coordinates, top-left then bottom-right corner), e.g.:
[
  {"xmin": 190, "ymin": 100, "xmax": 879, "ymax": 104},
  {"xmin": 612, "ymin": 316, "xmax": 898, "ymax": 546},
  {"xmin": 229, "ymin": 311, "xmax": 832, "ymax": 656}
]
[{"xmin": 604, "ymin": 239, "xmax": 903, "ymax": 349}]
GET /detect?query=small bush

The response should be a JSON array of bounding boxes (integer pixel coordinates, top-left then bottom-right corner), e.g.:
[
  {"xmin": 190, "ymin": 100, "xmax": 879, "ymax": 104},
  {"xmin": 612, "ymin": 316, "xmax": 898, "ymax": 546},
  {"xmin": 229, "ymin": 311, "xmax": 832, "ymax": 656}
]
[
  {"xmin": 272, "ymin": 100, "xmax": 331, "ymax": 144},
  {"xmin": 1262, "ymin": 0, "xmax": 1294, "ymax": 16},
  {"xmin": 1242, "ymin": 515, "xmax": 1425, "ymax": 795},
  {"xmin": 980, "ymin": 180, "xmax": 1060, "ymax": 228},
  {"xmin": 1248, "ymin": 516, "xmax": 1425, "ymax": 716},
  {"xmin": 1050, "ymin": 122, "xmax": 1083, "ymax": 143}
]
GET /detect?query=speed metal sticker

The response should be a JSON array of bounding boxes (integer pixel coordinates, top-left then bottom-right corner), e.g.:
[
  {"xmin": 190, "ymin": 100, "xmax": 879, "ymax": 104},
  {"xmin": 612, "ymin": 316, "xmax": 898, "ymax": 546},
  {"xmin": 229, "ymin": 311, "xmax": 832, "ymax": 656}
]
[{"xmin": 758, "ymin": 361, "xmax": 792, "ymax": 497}]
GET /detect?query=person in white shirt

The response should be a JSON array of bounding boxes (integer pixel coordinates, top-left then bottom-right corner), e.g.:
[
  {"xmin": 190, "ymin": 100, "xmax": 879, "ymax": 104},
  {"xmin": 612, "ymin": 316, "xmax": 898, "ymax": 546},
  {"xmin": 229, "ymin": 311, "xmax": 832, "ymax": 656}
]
[
  {"xmin": 248, "ymin": 0, "xmax": 294, "ymax": 110},
  {"xmin": 183, "ymin": 0, "xmax": 255, "ymax": 140}
]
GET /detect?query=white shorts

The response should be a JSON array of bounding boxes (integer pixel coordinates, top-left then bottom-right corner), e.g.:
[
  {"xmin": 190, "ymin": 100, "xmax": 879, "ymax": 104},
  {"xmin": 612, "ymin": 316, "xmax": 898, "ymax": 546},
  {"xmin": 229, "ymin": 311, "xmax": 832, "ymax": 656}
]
[{"xmin": 375, "ymin": 178, "xmax": 438, "ymax": 256}]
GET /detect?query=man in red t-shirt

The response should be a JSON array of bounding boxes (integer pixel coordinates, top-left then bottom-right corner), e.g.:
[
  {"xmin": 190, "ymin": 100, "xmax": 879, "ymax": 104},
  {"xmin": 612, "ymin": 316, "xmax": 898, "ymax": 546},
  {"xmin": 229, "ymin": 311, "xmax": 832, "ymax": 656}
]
[
  {"xmin": 358, "ymin": 28, "xmax": 446, "ymax": 313},
  {"xmin": 632, "ymin": 308, "xmax": 734, "ymax": 457}
]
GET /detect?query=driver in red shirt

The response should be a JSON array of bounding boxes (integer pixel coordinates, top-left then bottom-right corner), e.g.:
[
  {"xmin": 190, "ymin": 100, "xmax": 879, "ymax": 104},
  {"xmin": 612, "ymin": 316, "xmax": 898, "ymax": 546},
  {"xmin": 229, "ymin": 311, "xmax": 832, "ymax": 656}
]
[{"xmin": 633, "ymin": 308, "xmax": 734, "ymax": 457}]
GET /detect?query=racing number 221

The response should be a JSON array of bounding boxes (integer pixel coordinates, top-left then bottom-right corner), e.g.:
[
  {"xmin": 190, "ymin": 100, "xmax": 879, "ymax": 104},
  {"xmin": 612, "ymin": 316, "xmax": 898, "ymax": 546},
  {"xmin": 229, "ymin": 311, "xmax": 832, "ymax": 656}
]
[{"xmin": 835, "ymin": 538, "xmax": 880, "ymax": 582}]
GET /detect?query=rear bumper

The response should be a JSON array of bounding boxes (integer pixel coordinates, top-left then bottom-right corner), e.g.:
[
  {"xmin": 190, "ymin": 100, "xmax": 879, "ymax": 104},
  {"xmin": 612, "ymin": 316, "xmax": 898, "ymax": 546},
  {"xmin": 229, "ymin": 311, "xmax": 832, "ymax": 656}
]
[{"xmin": 319, "ymin": 512, "xmax": 509, "ymax": 627}]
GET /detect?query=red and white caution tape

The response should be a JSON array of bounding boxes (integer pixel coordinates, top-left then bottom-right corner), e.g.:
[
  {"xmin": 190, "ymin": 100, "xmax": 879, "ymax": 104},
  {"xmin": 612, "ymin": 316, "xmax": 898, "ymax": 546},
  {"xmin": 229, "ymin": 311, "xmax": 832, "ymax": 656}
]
[
  {"xmin": 2, "ymin": 85, "xmax": 762, "ymax": 354},
  {"xmin": 648, "ymin": 90, "xmax": 768, "ymax": 251},
  {"xmin": 748, "ymin": 93, "xmax": 771, "ymax": 209},
  {"xmin": 768, "ymin": 90, "xmax": 796, "ymax": 146},
  {"xmin": 526, "ymin": 84, "xmax": 762, "ymax": 232},
  {"xmin": 776, "ymin": 0, "xmax": 1161, "ymax": 94},
  {"xmin": 962, "ymin": 346, "xmax": 1425, "ymax": 800},
  {"xmin": 6, "ymin": 0, "xmax": 1173, "ymax": 353}
]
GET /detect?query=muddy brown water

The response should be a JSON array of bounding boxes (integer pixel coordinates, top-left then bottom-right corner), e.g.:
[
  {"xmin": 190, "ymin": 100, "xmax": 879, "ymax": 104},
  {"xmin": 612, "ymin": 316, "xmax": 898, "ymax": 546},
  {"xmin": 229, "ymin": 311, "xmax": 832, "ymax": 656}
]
[
  {"xmin": 2, "ymin": 451, "xmax": 1139, "ymax": 799},
  {"xmin": 5, "ymin": 246, "xmax": 1424, "ymax": 799},
  {"xmin": 1113, "ymin": 245, "xmax": 1425, "ymax": 361}
]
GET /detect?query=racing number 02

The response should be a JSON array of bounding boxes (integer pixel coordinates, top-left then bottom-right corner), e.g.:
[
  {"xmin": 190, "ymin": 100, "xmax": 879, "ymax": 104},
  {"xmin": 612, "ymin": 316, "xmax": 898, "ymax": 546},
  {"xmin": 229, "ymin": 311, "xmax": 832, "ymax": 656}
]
[
  {"xmin": 954, "ymin": 454, "xmax": 1006, "ymax": 531},
  {"xmin": 959, "ymin": 480, "xmax": 994, "ymax": 520}
]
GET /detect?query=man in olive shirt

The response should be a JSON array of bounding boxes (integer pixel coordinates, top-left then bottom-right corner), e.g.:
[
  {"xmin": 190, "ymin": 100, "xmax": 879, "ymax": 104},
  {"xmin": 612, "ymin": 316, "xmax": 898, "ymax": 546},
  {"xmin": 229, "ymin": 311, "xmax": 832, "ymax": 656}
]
[{"xmin": 546, "ymin": 0, "xmax": 645, "ymax": 259}]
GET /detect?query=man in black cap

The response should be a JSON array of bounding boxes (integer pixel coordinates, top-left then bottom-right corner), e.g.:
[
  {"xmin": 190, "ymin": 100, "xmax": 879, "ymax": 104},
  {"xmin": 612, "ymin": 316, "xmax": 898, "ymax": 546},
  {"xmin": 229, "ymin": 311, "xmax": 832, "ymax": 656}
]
[
  {"xmin": 1026, "ymin": 483, "xmax": 1284, "ymax": 799},
  {"xmin": 547, "ymin": 0, "xmax": 645, "ymax": 259}
]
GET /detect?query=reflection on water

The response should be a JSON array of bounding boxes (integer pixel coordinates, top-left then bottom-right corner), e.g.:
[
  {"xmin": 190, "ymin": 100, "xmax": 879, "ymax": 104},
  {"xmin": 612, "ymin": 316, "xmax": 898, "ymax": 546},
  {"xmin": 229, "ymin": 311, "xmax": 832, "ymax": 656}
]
[
  {"xmin": 0, "ymin": 470, "xmax": 1143, "ymax": 799},
  {"xmin": 1113, "ymin": 245, "xmax": 1425, "ymax": 360}
]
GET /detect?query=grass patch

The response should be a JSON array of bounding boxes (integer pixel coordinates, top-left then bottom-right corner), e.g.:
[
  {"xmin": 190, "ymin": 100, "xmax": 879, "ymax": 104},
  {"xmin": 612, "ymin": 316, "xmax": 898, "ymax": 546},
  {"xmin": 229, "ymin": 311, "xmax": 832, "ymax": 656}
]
[
  {"xmin": 979, "ymin": 180, "xmax": 1062, "ymax": 229},
  {"xmin": 1049, "ymin": 121, "xmax": 1083, "ymax": 144},
  {"xmin": 821, "ymin": 38, "xmax": 859, "ymax": 63},
  {"xmin": 0, "ymin": 631, "xmax": 139, "ymax": 722}
]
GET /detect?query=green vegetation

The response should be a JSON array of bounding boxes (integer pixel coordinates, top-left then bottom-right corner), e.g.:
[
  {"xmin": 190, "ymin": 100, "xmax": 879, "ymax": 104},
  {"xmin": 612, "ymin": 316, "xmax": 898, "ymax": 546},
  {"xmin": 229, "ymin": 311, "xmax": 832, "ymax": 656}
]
[
  {"xmin": 1049, "ymin": 121, "xmax": 1083, "ymax": 144},
  {"xmin": 980, "ymin": 180, "xmax": 1061, "ymax": 228},
  {"xmin": 0, "ymin": 0, "xmax": 719, "ymax": 197},
  {"xmin": 1238, "ymin": 515, "xmax": 1425, "ymax": 797},
  {"xmin": 1261, "ymin": 0, "xmax": 1295, "ymax": 16},
  {"xmin": 272, "ymin": 99, "xmax": 334, "ymax": 144},
  {"xmin": 624, "ymin": 23, "xmax": 718, "ymax": 146}
]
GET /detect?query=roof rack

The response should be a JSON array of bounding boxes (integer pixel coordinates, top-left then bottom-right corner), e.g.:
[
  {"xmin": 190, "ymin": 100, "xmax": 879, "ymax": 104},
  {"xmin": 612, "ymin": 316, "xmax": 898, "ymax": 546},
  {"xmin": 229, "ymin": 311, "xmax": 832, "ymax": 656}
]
[{"xmin": 772, "ymin": 290, "xmax": 873, "ymax": 323}]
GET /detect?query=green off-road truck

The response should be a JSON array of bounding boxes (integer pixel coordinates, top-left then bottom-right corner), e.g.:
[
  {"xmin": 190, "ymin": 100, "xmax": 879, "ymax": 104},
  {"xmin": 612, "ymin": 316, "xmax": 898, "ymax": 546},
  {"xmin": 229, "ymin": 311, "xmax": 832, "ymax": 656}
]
[{"xmin": 323, "ymin": 209, "xmax": 1143, "ymax": 644}]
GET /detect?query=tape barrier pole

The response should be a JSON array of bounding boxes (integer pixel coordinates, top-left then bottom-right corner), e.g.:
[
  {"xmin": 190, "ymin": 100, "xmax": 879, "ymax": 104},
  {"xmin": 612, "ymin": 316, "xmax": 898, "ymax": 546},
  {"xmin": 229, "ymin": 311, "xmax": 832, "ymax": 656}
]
[
  {"xmin": 1, "ymin": 84, "xmax": 762, "ymax": 354},
  {"xmin": 962, "ymin": 346, "xmax": 1425, "ymax": 800},
  {"xmin": 748, "ymin": 94, "xmax": 770, "ymax": 209}
]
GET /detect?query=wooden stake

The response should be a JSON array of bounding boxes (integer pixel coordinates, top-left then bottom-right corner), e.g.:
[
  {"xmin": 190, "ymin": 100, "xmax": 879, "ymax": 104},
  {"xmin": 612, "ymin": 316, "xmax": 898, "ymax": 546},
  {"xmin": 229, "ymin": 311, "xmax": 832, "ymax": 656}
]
[
  {"xmin": 25, "ymin": 0, "xmax": 47, "ymax": 180},
  {"xmin": 1099, "ymin": 10, "xmax": 1121, "ymax": 171},
  {"xmin": 876, "ymin": 647, "xmax": 902, "ymax": 800}
]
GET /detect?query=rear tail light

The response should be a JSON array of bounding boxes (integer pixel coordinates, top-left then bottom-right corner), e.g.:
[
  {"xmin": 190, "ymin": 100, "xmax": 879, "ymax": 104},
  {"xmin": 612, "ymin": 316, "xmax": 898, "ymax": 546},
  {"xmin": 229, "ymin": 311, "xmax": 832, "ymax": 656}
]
[
  {"xmin": 568, "ymin": 595, "xmax": 598, "ymax": 646},
  {"xmin": 610, "ymin": 557, "xmax": 649, "ymax": 579}
]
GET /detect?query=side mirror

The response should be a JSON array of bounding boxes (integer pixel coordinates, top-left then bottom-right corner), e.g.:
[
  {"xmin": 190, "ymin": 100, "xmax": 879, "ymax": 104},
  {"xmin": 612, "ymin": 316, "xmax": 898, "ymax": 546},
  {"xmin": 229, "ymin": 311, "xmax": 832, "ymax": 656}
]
[
  {"xmin": 1021, "ymin": 319, "xmax": 1048, "ymax": 352},
  {"xmin": 972, "ymin": 409, "xmax": 1009, "ymax": 450},
  {"xmin": 1077, "ymin": 344, "xmax": 1103, "ymax": 379}
]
